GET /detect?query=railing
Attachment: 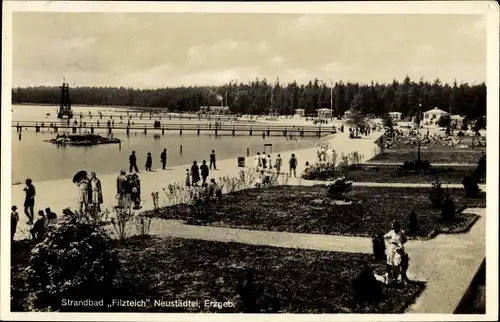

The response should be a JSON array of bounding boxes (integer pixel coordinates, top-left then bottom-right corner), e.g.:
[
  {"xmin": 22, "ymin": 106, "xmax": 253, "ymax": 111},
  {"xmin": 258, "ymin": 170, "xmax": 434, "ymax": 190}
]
[{"xmin": 12, "ymin": 120, "xmax": 335, "ymax": 133}]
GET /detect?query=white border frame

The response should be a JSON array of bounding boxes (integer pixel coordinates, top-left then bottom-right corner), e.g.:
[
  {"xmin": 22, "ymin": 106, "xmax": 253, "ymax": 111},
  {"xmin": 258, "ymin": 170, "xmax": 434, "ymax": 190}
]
[{"xmin": 2, "ymin": 1, "xmax": 499, "ymax": 321}]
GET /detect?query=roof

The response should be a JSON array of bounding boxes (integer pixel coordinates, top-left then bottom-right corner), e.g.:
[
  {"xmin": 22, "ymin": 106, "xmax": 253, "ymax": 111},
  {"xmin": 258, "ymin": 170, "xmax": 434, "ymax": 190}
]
[
  {"xmin": 423, "ymin": 107, "xmax": 449, "ymax": 115},
  {"xmin": 317, "ymin": 108, "xmax": 332, "ymax": 112},
  {"xmin": 388, "ymin": 111, "xmax": 402, "ymax": 115},
  {"xmin": 450, "ymin": 115, "xmax": 464, "ymax": 120},
  {"xmin": 294, "ymin": 108, "xmax": 305, "ymax": 111}
]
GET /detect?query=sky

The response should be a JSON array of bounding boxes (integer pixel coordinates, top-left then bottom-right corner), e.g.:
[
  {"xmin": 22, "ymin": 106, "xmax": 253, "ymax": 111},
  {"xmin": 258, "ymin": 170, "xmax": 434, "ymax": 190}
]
[{"xmin": 11, "ymin": 12, "xmax": 487, "ymax": 88}]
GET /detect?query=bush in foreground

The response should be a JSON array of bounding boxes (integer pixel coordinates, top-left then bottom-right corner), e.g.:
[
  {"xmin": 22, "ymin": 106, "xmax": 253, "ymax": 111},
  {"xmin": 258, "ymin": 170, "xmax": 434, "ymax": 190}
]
[{"xmin": 24, "ymin": 213, "xmax": 120, "ymax": 311}]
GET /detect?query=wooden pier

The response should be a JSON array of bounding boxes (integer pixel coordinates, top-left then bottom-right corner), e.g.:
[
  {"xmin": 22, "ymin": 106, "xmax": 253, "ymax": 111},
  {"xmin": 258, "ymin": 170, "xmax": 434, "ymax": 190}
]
[
  {"xmin": 73, "ymin": 111, "xmax": 243, "ymax": 121},
  {"xmin": 12, "ymin": 121, "xmax": 336, "ymax": 137}
]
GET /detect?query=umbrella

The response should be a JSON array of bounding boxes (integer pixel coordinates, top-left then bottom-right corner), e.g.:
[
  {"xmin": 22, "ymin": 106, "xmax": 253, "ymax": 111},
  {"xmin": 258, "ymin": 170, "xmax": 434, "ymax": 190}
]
[{"xmin": 72, "ymin": 170, "xmax": 88, "ymax": 183}]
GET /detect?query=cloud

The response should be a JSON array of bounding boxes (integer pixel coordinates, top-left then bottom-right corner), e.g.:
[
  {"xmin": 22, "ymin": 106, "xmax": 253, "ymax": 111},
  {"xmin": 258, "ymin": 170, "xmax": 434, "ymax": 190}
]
[{"xmin": 269, "ymin": 55, "xmax": 284, "ymax": 64}]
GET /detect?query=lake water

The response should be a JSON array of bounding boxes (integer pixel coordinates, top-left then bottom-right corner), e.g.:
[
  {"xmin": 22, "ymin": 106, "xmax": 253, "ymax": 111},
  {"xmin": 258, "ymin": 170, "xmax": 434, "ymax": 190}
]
[{"xmin": 11, "ymin": 105, "xmax": 325, "ymax": 183}]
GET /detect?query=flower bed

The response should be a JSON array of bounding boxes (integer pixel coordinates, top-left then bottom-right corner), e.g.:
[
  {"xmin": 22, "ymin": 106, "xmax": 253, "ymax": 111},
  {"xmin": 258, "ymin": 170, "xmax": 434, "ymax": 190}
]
[
  {"xmin": 10, "ymin": 237, "xmax": 426, "ymax": 313},
  {"xmin": 154, "ymin": 186, "xmax": 484, "ymax": 239},
  {"xmin": 369, "ymin": 149, "xmax": 485, "ymax": 164},
  {"xmin": 338, "ymin": 165, "xmax": 484, "ymax": 184},
  {"xmin": 12, "ymin": 235, "xmax": 427, "ymax": 313}
]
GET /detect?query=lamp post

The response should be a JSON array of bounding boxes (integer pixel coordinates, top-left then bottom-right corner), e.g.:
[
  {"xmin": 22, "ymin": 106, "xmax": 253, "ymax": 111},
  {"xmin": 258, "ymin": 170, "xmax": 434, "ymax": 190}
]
[
  {"xmin": 328, "ymin": 78, "xmax": 334, "ymax": 121},
  {"xmin": 270, "ymin": 79, "xmax": 279, "ymax": 116},
  {"xmin": 417, "ymin": 102, "xmax": 422, "ymax": 163}
]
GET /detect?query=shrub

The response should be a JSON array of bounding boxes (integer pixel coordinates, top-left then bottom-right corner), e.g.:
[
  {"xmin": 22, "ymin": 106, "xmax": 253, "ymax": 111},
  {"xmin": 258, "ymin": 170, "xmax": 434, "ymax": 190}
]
[
  {"xmin": 475, "ymin": 153, "xmax": 486, "ymax": 180},
  {"xmin": 372, "ymin": 234, "xmax": 386, "ymax": 261},
  {"xmin": 351, "ymin": 268, "xmax": 384, "ymax": 304},
  {"xmin": 236, "ymin": 269, "xmax": 265, "ymax": 313},
  {"xmin": 457, "ymin": 131, "xmax": 465, "ymax": 137},
  {"xmin": 24, "ymin": 215, "xmax": 119, "ymax": 311},
  {"xmin": 134, "ymin": 213, "xmax": 153, "ymax": 238},
  {"xmin": 462, "ymin": 175, "xmax": 480, "ymax": 198},
  {"xmin": 441, "ymin": 193, "xmax": 456, "ymax": 221},
  {"xmin": 437, "ymin": 114, "xmax": 452, "ymax": 128},
  {"xmin": 429, "ymin": 179, "xmax": 444, "ymax": 208},
  {"xmin": 408, "ymin": 211, "xmax": 419, "ymax": 235},
  {"xmin": 461, "ymin": 120, "xmax": 469, "ymax": 131},
  {"xmin": 401, "ymin": 159, "xmax": 431, "ymax": 173},
  {"xmin": 326, "ymin": 177, "xmax": 353, "ymax": 199},
  {"xmin": 302, "ymin": 162, "xmax": 338, "ymax": 180},
  {"xmin": 110, "ymin": 207, "xmax": 135, "ymax": 241}
]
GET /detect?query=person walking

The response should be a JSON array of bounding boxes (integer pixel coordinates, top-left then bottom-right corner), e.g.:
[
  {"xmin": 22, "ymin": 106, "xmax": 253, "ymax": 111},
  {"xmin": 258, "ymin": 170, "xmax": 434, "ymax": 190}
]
[
  {"xmin": 145, "ymin": 152, "xmax": 152, "ymax": 171},
  {"xmin": 289, "ymin": 154, "xmax": 298, "ymax": 177},
  {"xmin": 191, "ymin": 161, "xmax": 200, "ymax": 186},
  {"xmin": 200, "ymin": 160, "xmax": 209, "ymax": 185},
  {"xmin": 261, "ymin": 152, "xmax": 267, "ymax": 169},
  {"xmin": 89, "ymin": 172, "xmax": 103, "ymax": 212},
  {"xmin": 254, "ymin": 152, "xmax": 262, "ymax": 171},
  {"xmin": 274, "ymin": 154, "xmax": 282, "ymax": 174},
  {"xmin": 160, "ymin": 148, "xmax": 167, "ymax": 170},
  {"xmin": 209, "ymin": 150, "xmax": 217, "ymax": 170},
  {"xmin": 23, "ymin": 179, "xmax": 36, "ymax": 224},
  {"xmin": 129, "ymin": 151, "xmax": 139, "ymax": 173},
  {"xmin": 11, "ymin": 205, "xmax": 19, "ymax": 241},
  {"xmin": 116, "ymin": 170, "xmax": 127, "ymax": 208}
]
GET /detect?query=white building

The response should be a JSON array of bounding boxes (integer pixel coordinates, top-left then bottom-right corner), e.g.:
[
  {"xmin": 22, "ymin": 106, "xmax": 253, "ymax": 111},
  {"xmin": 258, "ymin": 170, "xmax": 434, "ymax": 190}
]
[
  {"xmin": 450, "ymin": 115, "xmax": 464, "ymax": 128},
  {"xmin": 199, "ymin": 106, "xmax": 230, "ymax": 115},
  {"xmin": 317, "ymin": 108, "xmax": 333, "ymax": 118},
  {"xmin": 423, "ymin": 107, "xmax": 449, "ymax": 125},
  {"xmin": 294, "ymin": 108, "xmax": 305, "ymax": 117},
  {"xmin": 388, "ymin": 111, "xmax": 402, "ymax": 121}
]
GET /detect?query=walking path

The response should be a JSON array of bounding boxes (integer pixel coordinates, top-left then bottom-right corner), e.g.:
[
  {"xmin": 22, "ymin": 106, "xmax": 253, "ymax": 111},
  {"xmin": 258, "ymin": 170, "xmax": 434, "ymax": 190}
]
[
  {"xmin": 360, "ymin": 162, "xmax": 476, "ymax": 167},
  {"xmin": 11, "ymin": 129, "xmax": 486, "ymax": 313},
  {"xmin": 11, "ymin": 130, "xmax": 383, "ymax": 240},
  {"xmin": 142, "ymin": 207, "xmax": 485, "ymax": 314}
]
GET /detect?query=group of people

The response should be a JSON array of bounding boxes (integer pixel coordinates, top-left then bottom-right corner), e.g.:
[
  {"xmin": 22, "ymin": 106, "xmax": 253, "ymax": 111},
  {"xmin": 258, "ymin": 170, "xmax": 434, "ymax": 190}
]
[
  {"xmin": 381, "ymin": 221, "xmax": 410, "ymax": 285},
  {"xmin": 75, "ymin": 172, "xmax": 104, "ymax": 213},
  {"xmin": 253, "ymin": 152, "xmax": 299, "ymax": 178},
  {"xmin": 116, "ymin": 171, "xmax": 142, "ymax": 212},
  {"xmin": 11, "ymin": 178, "xmax": 58, "ymax": 242},
  {"xmin": 184, "ymin": 150, "xmax": 218, "ymax": 187},
  {"xmin": 128, "ymin": 150, "xmax": 165, "ymax": 173}
]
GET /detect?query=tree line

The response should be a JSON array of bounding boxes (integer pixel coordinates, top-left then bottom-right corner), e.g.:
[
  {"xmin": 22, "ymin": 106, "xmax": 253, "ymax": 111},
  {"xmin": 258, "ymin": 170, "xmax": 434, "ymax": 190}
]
[{"xmin": 12, "ymin": 77, "xmax": 486, "ymax": 120}]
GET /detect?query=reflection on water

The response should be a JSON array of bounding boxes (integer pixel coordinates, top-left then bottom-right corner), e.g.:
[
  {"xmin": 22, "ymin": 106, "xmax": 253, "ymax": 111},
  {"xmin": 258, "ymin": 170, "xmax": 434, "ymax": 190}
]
[
  {"xmin": 12, "ymin": 130, "xmax": 323, "ymax": 183},
  {"xmin": 11, "ymin": 105, "xmax": 325, "ymax": 183}
]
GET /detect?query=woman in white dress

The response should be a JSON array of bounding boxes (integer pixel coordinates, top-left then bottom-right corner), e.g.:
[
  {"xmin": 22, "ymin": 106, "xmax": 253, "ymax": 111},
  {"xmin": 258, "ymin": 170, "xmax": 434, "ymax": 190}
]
[
  {"xmin": 384, "ymin": 221, "xmax": 407, "ymax": 283},
  {"xmin": 77, "ymin": 176, "xmax": 90, "ymax": 213}
]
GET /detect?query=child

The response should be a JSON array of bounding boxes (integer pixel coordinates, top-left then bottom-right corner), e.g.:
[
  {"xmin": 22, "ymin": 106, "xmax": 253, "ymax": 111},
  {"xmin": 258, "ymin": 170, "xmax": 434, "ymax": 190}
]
[
  {"xmin": 390, "ymin": 247, "xmax": 409, "ymax": 284},
  {"xmin": 185, "ymin": 169, "xmax": 191, "ymax": 187},
  {"xmin": 30, "ymin": 210, "xmax": 47, "ymax": 242},
  {"xmin": 11, "ymin": 206, "xmax": 19, "ymax": 241}
]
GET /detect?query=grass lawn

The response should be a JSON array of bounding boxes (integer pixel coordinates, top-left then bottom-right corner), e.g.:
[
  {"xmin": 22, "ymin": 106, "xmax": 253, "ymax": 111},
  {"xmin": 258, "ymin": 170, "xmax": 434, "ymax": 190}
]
[
  {"xmin": 10, "ymin": 237, "xmax": 426, "ymax": 313},
  {"xmin": 369, "ymin": 149, "xmax": 485, "ymax": 164},
  {"xmin": 340, "ymin": 164, "xmax": 485, "ymax": 184},
  {"xmin": 154, "ymin": 186, "xmax": 485, "ymax": 239}
]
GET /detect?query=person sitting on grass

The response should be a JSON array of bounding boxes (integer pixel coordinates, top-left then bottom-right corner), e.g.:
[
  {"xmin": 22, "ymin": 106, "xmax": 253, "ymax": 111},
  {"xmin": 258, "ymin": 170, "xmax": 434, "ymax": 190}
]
[
  {"xmin": 44, "ymin": 207, "xmax": 57, "ymax": 221},
  {"xmin": 301, "ymin": 161, "xmax": 313, "ymax": 177},
  {"xmin": 30, "ymin": 210, "xmax": 47, "ymax": 242},
  {"xmin": 209, "ymin": 178, "xmax": 223, "ymax": 201},
  {"xmin": 201, "ymin": 183, "xmax": 210, "ymax": 203}
]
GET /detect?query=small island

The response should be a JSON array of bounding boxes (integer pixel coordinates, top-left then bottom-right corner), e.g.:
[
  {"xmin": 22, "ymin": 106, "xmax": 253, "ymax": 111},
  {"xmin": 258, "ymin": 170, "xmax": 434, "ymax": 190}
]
[{"xmin": 45, "ymin": 133, "xmax": 121, "ymax": 146}]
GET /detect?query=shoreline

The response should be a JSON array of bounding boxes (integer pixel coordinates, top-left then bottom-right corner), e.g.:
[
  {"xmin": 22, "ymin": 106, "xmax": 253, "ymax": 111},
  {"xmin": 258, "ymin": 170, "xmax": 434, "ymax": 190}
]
[
  {"xmin": 12, "ymin": 132, "xmax": 332, "ymax": 185},
  {"xmin": 11, "ymin": 130, "xmax": 383, "ymax": 240}
]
